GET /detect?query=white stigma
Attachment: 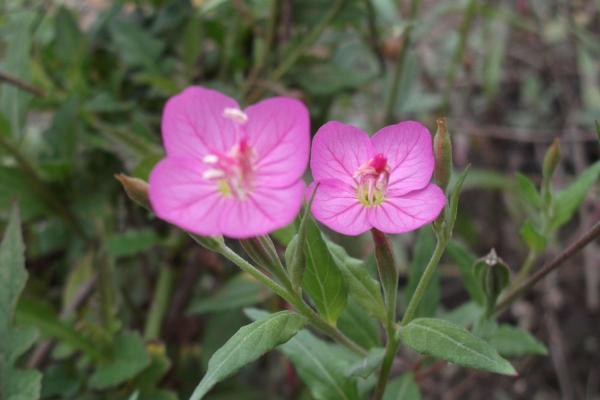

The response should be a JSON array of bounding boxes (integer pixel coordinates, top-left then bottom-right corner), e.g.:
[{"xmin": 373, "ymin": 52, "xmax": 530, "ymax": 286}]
[
  {"xmin": 202, "ymin": 154, "xmax": 219, "ymax": 164},
  {"xmin": 202, "ymin": 169, "xmax": 225, "ymax": 180},
  {"xmin": 223, "ymin": 107, "xmax": 248, "ymax": 124}
]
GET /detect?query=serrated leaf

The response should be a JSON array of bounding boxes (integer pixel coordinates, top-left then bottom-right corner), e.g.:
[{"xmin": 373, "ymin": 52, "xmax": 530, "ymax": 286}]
[
  {"xmin": 399, "ymin": 318, "xmax": 516, "ymax": 375},
  {"xmin": 90, "ymin": 332, "xmax": 150, "ymax": 389},
  {"xmin": 190, "ymin": 311, "xmax": 305, "ymax": 400},
  {"xmin": 551, "ymin": 161, "xmax": 600, "ymax": 230},
  {"xmin": 514, "ymin": 173, "xmax": 542, "ymax": 209},
  {"xmin": 520, "ymin": 220, "xmax": 546, "ymax": 252},
  {"xmin": 302, "ymin": 218, "xmax": 347, "ymax": 325},
  {"xmin": 488, "ymin": 325, "xmax": 548, "ymax": 357},
  {"xmin": 345, "ymin": 348, "xmax": 385, "ymax": 379},
  {"xmin": 383, "ymin": 372, "xmax": 421, "ymax": 400},
  {"xmin": 187, "ymin": 273, "xmax": 270, "ymax": 315},
  {"xmin": 327, "ymin": 241, "xmax": 386, "ymax": 321},
  {"xmin": 0, "ymin": 205, "xmax": 42, "ymax": 400}
]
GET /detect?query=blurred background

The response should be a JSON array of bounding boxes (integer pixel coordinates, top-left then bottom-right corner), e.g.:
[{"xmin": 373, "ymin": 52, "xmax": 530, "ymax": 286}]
[{"xmin": 0, "ymin": 0, "xmax": 599, "ymax": 399}]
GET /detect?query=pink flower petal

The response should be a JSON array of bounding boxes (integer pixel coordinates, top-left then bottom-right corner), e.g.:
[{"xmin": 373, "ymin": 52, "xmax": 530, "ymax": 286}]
[
  {"xmin": 245, "ymin": 97, "xmax": 310, "ymax": 188},
  {"xmin": 311, "ymin": 179, "xmax": 371, "ymax": 236},
  {"xmin": 149, "ymin": 157, "xmax": 224, "ymax": 236},
  {"xmin": 310, "ymin": 121, "xmax": 375, "ymax": 187},
  {"xmin": 161, "ymin": 86, "xmax": 240, "ymax": 159},
  {"xmin": 368, "ymin": 184, "xmax": 446, "ymax": 234},
  {"xmin": 218, "ymin": 180, "xmax": 306, "ymax": 238},
  {"xmin": 371, "ymin": 121, "xmax": 434, "ymax": 195}
]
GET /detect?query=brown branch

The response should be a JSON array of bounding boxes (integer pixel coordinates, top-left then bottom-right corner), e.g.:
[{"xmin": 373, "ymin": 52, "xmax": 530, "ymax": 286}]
[
  {"xmin": 0, "ymin": 70, "xmax": 45, "ymax": 97},
  {"xmin": 495, "ymin": 219, "xmax": 600, "ymax": 314}
]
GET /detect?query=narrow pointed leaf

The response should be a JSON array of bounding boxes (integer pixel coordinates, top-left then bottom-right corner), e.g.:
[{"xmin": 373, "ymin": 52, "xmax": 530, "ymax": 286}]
[
  {"xmin": 0, "ymin": 204, "xmax": 42, "ymax": 400},
  {"xmin": 190, "ymin": 311, "xmax": 306, "ymax": 400},
  {"xmin": 345, "ymin": 348, "xmax": 385, "ymax": 378},
  {"xmin": 488, "ymin": 325, "xmax": 548, "ymax": 357},
  {"xmin": 327, "ymin": 241, "xmax": 386, "ymax": 321},
  {"xmin": 399, "ymin": 318, "xmax": 516, "ymax": 375},
  {"xmin": 301, "ymin": 218, "xmax": 347, "ymax": 325},
  {"xmin": 383, "ymin": 372, "xmax": 421, "ymax": 400}
]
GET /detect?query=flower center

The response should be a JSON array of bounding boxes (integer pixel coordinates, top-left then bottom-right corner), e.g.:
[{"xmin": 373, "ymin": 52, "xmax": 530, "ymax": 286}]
[
  {"xmin": 353, "ymin": 153, "xmax": 390, "ymax": 207},
  {"xmin": 202, "ymin": 108, "xmax": 255, "ymax": 199}
]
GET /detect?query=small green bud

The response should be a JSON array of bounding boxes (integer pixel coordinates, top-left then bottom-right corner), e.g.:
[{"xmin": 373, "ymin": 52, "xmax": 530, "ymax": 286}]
[
  {"xmin": 473, "ymin": 249, "xmax": 510, "ymax": 316},
  {"xmin": 542, "ymin": 138, "xmax": 561, "ymax": 183},
  {"xmin": 240, "ymin": 236, "xmax": 289, "ymax": 286},
  {"xmin": 433, "ymin": 117, "xmax": 453, "ymax": 191}
]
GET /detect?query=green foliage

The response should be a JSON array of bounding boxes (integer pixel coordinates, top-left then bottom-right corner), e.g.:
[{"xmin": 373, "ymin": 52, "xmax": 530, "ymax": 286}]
[
  {"xmin": 187, "ymin": 273, "xmax": 270, "ymax": 315},
  {"xmin": 0, "ymin": 205, "xmax": 42, "ymax": 400},
  {"xmin": 404, "ymin": 226, "xmax": 439, "ymax": 318},
  {"xmin": 399, "ymin": 318, "xmax": 516, "ymax": 376},
  {"xmin": 488, "ymin": 325, "xmax": 548, "ymax": 358},
  {"xmin": 345, "ymin": 348, "xmax": 385, "ymax": 379},
  {"xmin": 301, "ymin": 218, "xmax": 347, "ymax": 325},
  {"xmin": 89, "ymin": 332, "xmax": 150, "ymax": 389},
  {"xmin": 383, "ymin": 373, "xmax": 421, "ymax": 400},
  {"xmin": 190, "ymin": 311, "xmax": 306, "ymax": 400},
  {"xmin": 550, "ymin": 161, "xmax": 600, "ymax": 230}
]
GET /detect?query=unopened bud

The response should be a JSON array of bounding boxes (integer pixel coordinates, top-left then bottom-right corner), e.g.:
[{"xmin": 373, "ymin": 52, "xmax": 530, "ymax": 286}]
[
  {"xmin": 473, "ymin": 249, "xmax": 510, "ymax": 316},
  {"xmin": 433, "ymin": 118, "xmax": 453, "ymax": 191},
  {"xmin": 115, "ymin": 173, "xmax": 150, "ymax": 210},
  {"xmin": 542, "ymin": 138, "xmax": 560, "ymax": 183},
  {"xmin": 240, "ymin": 236, "xmax": 289, "ymax": 286}
]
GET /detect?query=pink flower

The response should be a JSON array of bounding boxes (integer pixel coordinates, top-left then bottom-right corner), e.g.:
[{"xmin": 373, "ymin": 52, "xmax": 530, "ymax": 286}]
[
  {"xmin": 149, "ymin": 87, "xmax": 309, "ymax": 238},
  {"xmin": 309, "ymin": 121, "xmax": 446, "ymax": 236}
]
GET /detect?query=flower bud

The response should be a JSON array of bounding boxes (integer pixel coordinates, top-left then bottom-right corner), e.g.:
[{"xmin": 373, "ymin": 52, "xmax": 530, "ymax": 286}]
[
  {"xmin": 115, "ymin": 173, "xmax": 151, "ymax": 210},
  {"xmin": 115, "ymin": 174, "xmax": 225, "ymax": 252},
  {"xmin": 542, "ymin": 138, "xmax": 560, "ymax": 183},
  {"xmin": 433, "ymin": 117, "xmax": 453, "ymax": 191},
  {"xmin": 240, "ymin": 236, "xmax": 289, "ymax": 286},
  {"xmin": 473, "ymin": 249, "xmax": 510, "ymax": 316}
]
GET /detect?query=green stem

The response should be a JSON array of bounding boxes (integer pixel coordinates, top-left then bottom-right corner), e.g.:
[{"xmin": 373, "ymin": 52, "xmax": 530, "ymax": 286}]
[
  {"xmin": 218, "ymin": 244, "xmax": 367, "ymax": 356},
  {"xmin": 513, "ymin": 249, "xmax": 536, "ymax": 284},
  {"xmin": 371, "ymin": 322, "xmax": 399, "ymax": 400},
  {"xmin": 246, "ymin": 0, "xmax": 348, "ymax": 102},
  {"xmin": 144, "ymin": 266, "xmax": 173, "ymax": 340},
  {"xmin": 371, "ymin": 229, "xmax": 398, "ymax": 326},
  {"xmin": 401, "ymin": 236, "xmax": 448, "ymax": 326},
  {"xmin": 495, "ymin": 219, "xmax": 600, "ymax": 315},
  {"xmin": 383, "ymin": 0, "xmax": 421, "ymax": 124}
]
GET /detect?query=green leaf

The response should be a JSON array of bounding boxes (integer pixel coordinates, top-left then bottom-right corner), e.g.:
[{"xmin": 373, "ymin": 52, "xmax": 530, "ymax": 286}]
[
  {"xmin": 345, "ymin": 348, "xmax": 385, "ymax": 379},
  {"xmin": 90, "ymin": 332, "xmax": 150, "ymax": 389},
  {"xmin": 279, "ymin": 331, "xmax": 360, "ymax": 400},
  {"xmin": 187, "ymin": 273, "xmax": 270, "ymax": 315},
  {"xmin": 286, "ymin": 189, "xmax": 318, "ymax": 291},
  {"xmin": 488, "ymin": 325, "xmax": 548, "ymax": 358},
  {"xmin": 445, "ymin": 165, "xmax": 470, "ymax": 235},
  {"xmin": 0, "ymin": 204, "xmax": 42, "ymax": 400},
  {"xmin": 514, "ymin": 173, "xmax": 542, "ymax": 209},
  {"xmin": 404, "ymin": 226, "xmax": 439, "ymax": 318},
  {"xmin": 106, "ymin": 229, "xmax": 160, "ymax": 258},
  {"xmin": 190, "ymin": 311, "xmax": 306, "ymax": 400},
  {"xmin": 446, "ymin": 241, "xmax": 486, "ymax": 305},
  {"xmin": 383, "ymin": 372, "xmax": 421, "ymax": 400},
  {"xmin": 551, "ymin": 161, "xmax": 600, "ymax": 230},
  {"xmin": 302, "ymin": 218, "xmax": 347, "ymax": 324},
  {"xmin": 327, "ymin": 241, "xmax": 386, "ymax": 321},
  {"xmin": 337, "ymin": 299, "xmax": 382, "ymax": 349},
  {"xmin": 109, "ymin": 18, "xmax": 165, "ymax": 71},
  {"xmin": 399, "ymin": 318, "xmax": 516, "ymax": 375},
  {"xmin": 520, "ymin": 220, "xmax": 546, "ymax": 252},
  {"xmin": 16, "ymin": 298, "xmax": 105, "ymax": 362}
]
